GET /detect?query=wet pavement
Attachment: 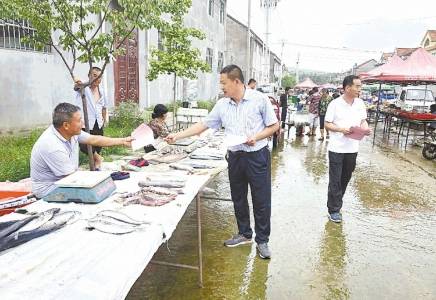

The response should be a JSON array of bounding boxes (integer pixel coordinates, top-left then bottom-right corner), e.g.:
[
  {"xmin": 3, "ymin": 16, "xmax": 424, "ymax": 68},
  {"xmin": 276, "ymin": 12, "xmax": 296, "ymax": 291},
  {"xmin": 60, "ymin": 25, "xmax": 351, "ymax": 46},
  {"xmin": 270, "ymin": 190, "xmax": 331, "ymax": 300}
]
[{"xmin": 127, "ymin": 128, "xmax": 436, "ymax": 300}]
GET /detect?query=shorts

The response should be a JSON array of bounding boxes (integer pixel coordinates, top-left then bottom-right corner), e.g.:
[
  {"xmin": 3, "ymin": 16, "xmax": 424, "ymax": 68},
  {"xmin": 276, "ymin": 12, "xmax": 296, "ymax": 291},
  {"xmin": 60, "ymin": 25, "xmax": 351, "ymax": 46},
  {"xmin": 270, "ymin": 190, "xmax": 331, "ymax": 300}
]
[
  {"xmin": 308, "ymin": 113, "xmax": 319, "ymax": 127},
  {"xmin": 79, "ymin": 121, "xmax": 104, "ymax": 154},
  {"xmin": 319, "ymin": 115, "xmax": 326, "ymax": 129}
]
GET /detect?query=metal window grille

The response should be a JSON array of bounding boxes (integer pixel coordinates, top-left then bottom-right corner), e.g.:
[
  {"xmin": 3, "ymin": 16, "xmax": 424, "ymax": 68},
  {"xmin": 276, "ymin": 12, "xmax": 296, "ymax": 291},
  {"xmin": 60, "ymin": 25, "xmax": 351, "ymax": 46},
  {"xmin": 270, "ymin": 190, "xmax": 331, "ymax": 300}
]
[
  {"xmin": 206, "ymin": 48, "xmax": 213, "ymax": 68},
  {"xmin": 219, "ymin": 1, "xmax": 225, "ymax": 23},
  {"xmin": 208, "ymin": 0, "xmax": 214, "ymax": 16},
  {"xmin": 157, "ymin": 31, "xmax": 164, "ymax": 51},
  {"xmin": 217, "ymin": 51, "xmax": 223, "ymax": 72},
  {"xmin": 0, "ymin": 19, "xmax": 50, "ymax": 52}
]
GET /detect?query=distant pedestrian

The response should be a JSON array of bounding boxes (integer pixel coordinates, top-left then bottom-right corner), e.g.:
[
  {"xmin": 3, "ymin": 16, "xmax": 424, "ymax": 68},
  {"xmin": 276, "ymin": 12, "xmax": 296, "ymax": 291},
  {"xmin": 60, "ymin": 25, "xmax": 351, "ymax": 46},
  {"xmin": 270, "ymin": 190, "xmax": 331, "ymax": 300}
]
[
  {"xmin": 306, "ymin": 87, "xmax": 321, "ymax": 136},
  {"xmin": 247, "ymin": 78, "xmax": 257, "ymax": 89},
  {"xmin": 318, "ymin": 89, "xmax": 332, "ymax": 141},
  {"xmin": 324, "ymin": 75, "xmax": 369, "ymax": 223},
  {"xmin": 280, "ymin": 87, "xmax": 291, "ymax": 129}
]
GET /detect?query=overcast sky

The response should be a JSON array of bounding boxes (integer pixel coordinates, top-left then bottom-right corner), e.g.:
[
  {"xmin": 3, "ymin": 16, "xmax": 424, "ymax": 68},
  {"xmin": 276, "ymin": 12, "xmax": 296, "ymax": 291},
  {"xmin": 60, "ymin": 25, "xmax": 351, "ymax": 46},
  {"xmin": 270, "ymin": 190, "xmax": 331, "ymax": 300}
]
[{"xmin": 227, "ymin": 0, "xmax": 436, "ymax": 73}]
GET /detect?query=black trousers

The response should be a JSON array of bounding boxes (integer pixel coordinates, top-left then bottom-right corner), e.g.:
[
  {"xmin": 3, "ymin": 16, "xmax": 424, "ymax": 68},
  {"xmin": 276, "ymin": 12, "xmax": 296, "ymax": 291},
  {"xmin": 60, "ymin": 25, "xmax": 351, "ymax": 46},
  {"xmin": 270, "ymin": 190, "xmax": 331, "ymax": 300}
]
[
  {"xmin": 79, "ymin": 121, "xmax": 104, "ymax": 154},
  {"xmin": 227, "ymin": 146, "xmax": 271, "ymax": 244},
  {"xmin": 327, "ymin": 151, "xmax": 357, "ymax": 214},
  {"xmin": 281, "ymin": 107, "xmax": 287, "ymax": 129}
]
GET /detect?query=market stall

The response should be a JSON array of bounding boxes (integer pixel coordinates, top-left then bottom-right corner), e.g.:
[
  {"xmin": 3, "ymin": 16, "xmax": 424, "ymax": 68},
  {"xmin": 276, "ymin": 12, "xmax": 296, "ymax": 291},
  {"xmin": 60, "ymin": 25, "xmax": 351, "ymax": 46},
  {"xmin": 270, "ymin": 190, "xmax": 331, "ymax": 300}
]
[
  {"xmin": 361, "ymin": 48, "xmax": 436, "ymax": 149},
  {"xmin": 0, "ymin": 131, "xmax": 229, "ymax": 299}
]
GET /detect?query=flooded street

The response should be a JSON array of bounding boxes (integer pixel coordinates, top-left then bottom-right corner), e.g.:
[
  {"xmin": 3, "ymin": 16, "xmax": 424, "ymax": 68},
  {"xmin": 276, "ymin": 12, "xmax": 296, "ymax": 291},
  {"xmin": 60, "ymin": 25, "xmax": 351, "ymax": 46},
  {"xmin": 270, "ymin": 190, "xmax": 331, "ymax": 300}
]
[{"xmin": 127, "ymin": 130, "xmax": 436, "ymax": 300}]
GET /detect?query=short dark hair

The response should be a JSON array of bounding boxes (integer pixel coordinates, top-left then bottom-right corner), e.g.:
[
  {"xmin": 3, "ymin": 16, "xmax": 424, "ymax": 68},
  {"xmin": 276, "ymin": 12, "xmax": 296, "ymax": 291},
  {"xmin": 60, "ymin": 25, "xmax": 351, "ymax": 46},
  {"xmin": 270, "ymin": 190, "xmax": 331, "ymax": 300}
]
[
  {"xmin": 343, "ymin": 75, "xmax": 360, "ymax": 89},
  {"xmin": 248, "ymin": 78, "xmax": 256, "ymax": 85},
  {"xmin": 312, "ymin": 87, "xmax": 319, "ymax": 93},
  {"xmin": 88, "ymin": 66, "xmax": 102, "ymax": 75},
  {"xmin": 53, "ymin": 102, "xmax": 80, "ymax": 128},
  {"xmin": 285, "ymin": 87, "xmax": 290, "ymax": 92},
  {"xmin": 220, "ymin": 65, "xmax": 244, "ymax": 83},
  {"xmin": 152, "ymin": 104, "xmax": 169, "ymax": 119}
]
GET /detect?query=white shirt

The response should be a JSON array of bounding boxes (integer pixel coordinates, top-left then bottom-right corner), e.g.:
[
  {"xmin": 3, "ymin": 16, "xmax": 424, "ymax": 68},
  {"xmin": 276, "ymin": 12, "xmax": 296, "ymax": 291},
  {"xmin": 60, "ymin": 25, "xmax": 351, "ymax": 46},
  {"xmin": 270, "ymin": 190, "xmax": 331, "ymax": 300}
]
[
  {"xmin": 74, "ymin": 86, "xmax": 107, "ymax": 129},
  {"xmin": 204, "ymin": 88, "xmax": 278, "ymax": 152},
  {"xmin": 30, "ymin": 126, "xmax": 91, "ymax": 198},
  {"xmin": 325, "ymin": 96, "xmax": 367, "ymax": 153}
]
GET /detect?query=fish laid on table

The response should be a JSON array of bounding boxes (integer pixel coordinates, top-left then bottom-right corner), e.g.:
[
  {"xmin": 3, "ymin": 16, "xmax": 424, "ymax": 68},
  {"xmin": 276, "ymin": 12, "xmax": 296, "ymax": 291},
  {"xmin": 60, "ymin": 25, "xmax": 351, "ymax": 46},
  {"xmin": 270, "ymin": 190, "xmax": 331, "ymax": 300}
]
[
  {"xmin": 140, "ymin": 186, "xmax": 179, "ymax": 197},
  {"xmin": 116, "ymin": 188, "xmax": 179, "ymax": 207},
  {"xmin": 181, "ymin": 162, "xmax": 216, "ymax": 169},
  {"xmin": 0, "ymin": 208, "xmax": 60, "ymax": 239},
  {"xmin": 94, "ymin": 210, "xmax": 149, "ymax": 226},
  {"xmin": 189, "ymin": 153, "xmax": 224, "ymax": 160},
  {"xmin": 138, "ymin": 179, "xmax": 186, "ymax": 189},
  {"xmin": 87, "ymin": 215, "xmax": 148, "ymax": 235},
  {"xmin": 0, "ymin": 210, "xmax": 80, "ymax": 252},
  {"xmin": 169, "ymin": 163, "xmax": 194, "ymax": 173}
]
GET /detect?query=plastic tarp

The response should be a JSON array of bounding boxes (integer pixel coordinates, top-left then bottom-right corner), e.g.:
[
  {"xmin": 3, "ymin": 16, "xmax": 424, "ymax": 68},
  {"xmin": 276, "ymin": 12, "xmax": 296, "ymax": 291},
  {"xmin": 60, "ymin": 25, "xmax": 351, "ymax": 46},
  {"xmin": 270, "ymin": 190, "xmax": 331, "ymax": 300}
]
[
  {"xmin": 362, "ymin": 48, "xmax": 436, "ymax": 83},
  {"xmin": 0, "ymin": 169, "xmax": 220, "ymax": 300},
  {"xmin": 294, "ymin": 78, "xmax": 318, "ymax": 89}
]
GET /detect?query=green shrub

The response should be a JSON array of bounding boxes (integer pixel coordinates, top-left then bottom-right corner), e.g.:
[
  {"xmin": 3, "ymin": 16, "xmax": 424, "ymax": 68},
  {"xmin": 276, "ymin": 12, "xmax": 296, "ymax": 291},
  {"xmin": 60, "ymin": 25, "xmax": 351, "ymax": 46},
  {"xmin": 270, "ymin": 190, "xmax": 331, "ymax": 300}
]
[
  {"xmin": 0, "ymin": 129, "xmax": 44, "ymax": 181},
  {"xmin": 109, "ymin": 100, "xmax": 144, "ymax": 135},
  {"xmin": 197, "ymin": 99, "xmax": 216, "ymax": 112}
]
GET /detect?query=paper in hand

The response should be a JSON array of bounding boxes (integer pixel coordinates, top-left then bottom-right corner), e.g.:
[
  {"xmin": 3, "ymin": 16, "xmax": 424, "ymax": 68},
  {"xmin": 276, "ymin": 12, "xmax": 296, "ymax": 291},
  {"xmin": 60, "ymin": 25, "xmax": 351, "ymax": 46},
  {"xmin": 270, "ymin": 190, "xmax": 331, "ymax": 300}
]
[
  {"xmin": 131, "ymin": 124, "xmax": 155, "ymax": 150},
  {"xmin": 223, "ymin": 134, "xmax": 247, "ymax": 148},
  {"xmin": 345, "ymin": 126, "xmax": 370, "ymax": 140}
]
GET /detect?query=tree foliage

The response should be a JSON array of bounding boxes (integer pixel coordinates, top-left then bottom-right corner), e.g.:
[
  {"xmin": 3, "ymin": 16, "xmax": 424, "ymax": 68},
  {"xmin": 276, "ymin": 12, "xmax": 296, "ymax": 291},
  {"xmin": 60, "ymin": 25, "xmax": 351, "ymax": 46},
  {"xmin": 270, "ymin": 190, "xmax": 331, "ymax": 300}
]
[
  {"xmin": 281, "ymin": 73, "xmax": 296, "ymax": 88},
  {"xmin": 147, "ymin": 12, "xmax": 210, "ymax": 80},
  {"xmin": 0, "ymin": 0, "xmax": 205, "ymax": 81}
]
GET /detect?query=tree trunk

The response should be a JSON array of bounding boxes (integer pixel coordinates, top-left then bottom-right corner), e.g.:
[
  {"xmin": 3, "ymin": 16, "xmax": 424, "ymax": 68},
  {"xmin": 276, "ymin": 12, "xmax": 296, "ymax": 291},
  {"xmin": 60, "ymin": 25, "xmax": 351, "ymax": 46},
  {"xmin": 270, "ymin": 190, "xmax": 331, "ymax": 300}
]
[
  {"xmin": 80, "ymin": 87, "xmax": 95, "ymax": 171},
  {"xmin": 173, "ymin": 72, "xmax": 177, "ymax": 130}
]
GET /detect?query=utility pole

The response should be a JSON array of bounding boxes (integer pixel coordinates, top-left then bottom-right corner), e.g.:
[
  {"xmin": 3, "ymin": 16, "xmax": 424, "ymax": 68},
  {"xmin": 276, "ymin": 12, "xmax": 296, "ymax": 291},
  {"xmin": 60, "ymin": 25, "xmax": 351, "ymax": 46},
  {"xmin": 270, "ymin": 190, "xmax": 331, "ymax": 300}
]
[
  {"xmin": 260, "ymin": 0, "xmax": 280, "ymax": 84},
  {"xmin": 279, "ymin": 39, "xmax": 285, "ymax": 87},
  {"xmin": 246, "ymin": 0, "xmax": 252, "ymax": 82},
  {"xmin": 296, "ymin": 52, "xmax": 300, "ymax": 84}
]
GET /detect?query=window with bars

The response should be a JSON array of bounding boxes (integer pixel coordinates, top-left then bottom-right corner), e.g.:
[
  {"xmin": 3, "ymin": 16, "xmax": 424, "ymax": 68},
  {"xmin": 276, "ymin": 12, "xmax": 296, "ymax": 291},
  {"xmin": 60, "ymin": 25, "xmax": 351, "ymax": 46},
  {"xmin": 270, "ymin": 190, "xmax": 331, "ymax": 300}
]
[
  {"xmin": 0, "ymin": 20, "xmax": 50, "ymax": 52},
  {"xmin": 217, "ymin": 51, "xmax": 223, "ymax": 72},
  {"xmin": 157, "ymin": 30, "xmax": 164, "ymax": 51},
  {"xmin": 208, "ymin": 0, "xmax": 214, "ymax": 16},
  {"xmin": 206, "ymin": 48, "xmax": 213, "ymax": 68},
  {"xmin": 219, "ymin": 1, "xmax": 225, "ymax": 24}
]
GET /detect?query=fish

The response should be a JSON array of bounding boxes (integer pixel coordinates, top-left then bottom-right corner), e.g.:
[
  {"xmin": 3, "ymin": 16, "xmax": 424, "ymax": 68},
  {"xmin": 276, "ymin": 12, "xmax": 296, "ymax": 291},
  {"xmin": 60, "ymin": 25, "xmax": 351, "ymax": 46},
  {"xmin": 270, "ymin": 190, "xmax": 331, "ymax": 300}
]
[
  {"xmin": 0, "ymin": 210, "xmax": 80, "ymax": 253},
  {"xmin": 138, "ymin": 180, "xmax": 185, "ymax": 188},
  {"xmin": 17, "ymin": 208, "xmax": 61, "ymax": 232},
  {"xmin": 169, "ymin": 163, "xmax": 194, "ymax": 173},
  {"xmin": 86, "ymin": 214, "xmax": 149, "ymax": 235},
  {"xmin": 94, "ymin": 210, "xmax": 149, "ymax": 226},
  {"xmin": 189, "ymin": 154, "xmax": 224, "ymax": 160},
  {"xmin": 182, "ymin": 162, "xmax": 215, "ymax": 169},
  {"xmin": 0, "ymin": 208, "xmax": 60, "ymax": 239},
  {"xmin": 140, "ymin": 187, "xmax": 179, "ymax": 197}
]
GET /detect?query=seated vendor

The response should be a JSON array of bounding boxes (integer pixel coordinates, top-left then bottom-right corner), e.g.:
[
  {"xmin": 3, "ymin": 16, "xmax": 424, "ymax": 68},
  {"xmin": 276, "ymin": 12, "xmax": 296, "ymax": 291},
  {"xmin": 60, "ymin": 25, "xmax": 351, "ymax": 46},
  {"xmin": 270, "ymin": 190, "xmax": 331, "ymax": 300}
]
[
  {"xmin": 144, "ymin": 104, "xmax": 170, "ymax": 153},
  {"xmin": 30, "ymin": 102, "xmax": 133, "ymax": 198}
]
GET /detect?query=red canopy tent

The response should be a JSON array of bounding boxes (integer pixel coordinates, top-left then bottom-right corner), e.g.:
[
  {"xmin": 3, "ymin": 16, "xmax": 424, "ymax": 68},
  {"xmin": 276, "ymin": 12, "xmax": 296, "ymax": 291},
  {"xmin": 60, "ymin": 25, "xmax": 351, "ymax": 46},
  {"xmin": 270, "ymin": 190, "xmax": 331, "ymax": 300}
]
[
  {"xmin": 360, "ymin": 55, "xmax": 405, "ymax": 79},
  {"xmin": 362, "ymin": 48, "xmax": 436, "ymax": 83},
  {"xmin": 295, "ymin": 78, "xmax": 318, "ymax": 89}
]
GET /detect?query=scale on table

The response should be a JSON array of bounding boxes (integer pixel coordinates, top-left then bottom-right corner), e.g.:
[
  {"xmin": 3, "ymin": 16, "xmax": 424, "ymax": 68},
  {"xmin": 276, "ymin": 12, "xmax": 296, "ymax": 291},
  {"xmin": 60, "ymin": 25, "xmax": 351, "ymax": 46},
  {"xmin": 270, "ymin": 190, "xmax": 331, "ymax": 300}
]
[{"xmin": 44, "ymin": 171, "xmax": 116, "ymax": 204}]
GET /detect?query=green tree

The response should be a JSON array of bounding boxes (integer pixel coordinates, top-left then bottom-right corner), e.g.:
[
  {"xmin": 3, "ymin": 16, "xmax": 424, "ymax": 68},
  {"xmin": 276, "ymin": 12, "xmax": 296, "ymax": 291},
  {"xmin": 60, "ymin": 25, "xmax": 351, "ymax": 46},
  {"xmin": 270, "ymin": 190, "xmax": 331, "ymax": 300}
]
[
  {"xmin": 281, "ymin": 73, "xmax": 296, "ymax": 88},
  {"xmin": 0, "ymin": 0, "xmax": 200, "ymax": 169},
  {"xmin": 147, "ymin": 11, "xmax": 211, "ymax": 125}
]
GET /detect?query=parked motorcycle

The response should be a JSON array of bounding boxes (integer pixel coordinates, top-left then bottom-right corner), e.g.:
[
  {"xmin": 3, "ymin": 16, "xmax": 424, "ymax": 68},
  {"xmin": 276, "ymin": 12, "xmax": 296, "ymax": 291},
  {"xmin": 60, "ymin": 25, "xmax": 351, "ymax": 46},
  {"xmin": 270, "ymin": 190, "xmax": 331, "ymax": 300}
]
[{"xmin": 422, "ymin": 130, "xmax": 436, "ymax": 160}]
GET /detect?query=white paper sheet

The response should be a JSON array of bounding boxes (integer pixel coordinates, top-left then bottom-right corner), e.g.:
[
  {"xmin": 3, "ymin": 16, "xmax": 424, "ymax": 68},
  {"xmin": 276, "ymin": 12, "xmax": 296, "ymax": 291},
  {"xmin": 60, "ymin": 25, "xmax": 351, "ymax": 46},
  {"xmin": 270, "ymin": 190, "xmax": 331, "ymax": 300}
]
[
  {"xmin": 131, "ymin": 124, "xmax": 155, "ymax": 151},
  {"xmin": 223, "ymin": 134, "xmax": 247, "ymax": 148}
]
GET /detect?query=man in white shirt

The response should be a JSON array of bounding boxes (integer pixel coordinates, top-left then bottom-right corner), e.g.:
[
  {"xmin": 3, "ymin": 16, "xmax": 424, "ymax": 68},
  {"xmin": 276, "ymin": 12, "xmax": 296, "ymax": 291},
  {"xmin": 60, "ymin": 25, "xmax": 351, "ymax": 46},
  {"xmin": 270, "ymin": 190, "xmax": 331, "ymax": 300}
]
[
  {"xmin": 324, "ymin": 75, "xmax": 369, "ymax": 223},
  {"xmin": 31, "ymin": 103, "xmax": 133, "ymax": 198},
  {"xmin": 74, "ymin": 67, "xmax": 107, "ymax": 170}
]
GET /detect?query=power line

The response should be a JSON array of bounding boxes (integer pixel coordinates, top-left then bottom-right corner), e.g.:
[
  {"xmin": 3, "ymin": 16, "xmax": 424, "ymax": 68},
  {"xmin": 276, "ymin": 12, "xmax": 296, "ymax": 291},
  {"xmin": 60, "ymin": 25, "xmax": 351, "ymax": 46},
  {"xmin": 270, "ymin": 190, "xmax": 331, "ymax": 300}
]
[{"xmin": 270, "ymin": 41, "xmax": 381, "ymax": 54}]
